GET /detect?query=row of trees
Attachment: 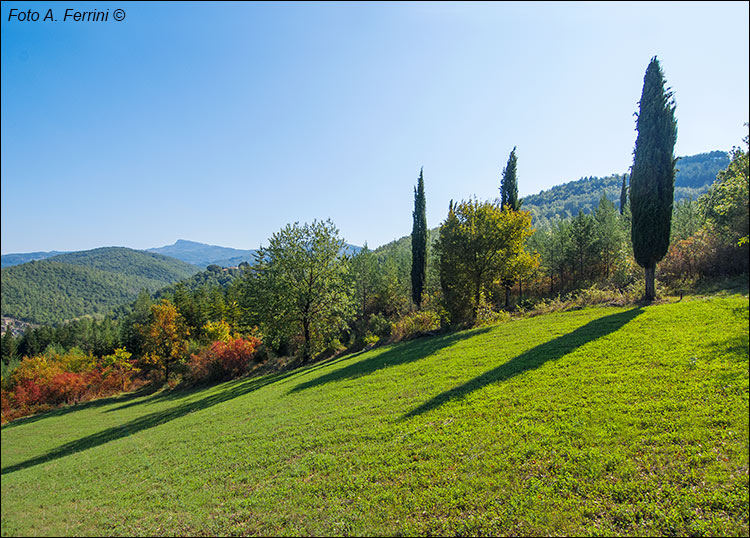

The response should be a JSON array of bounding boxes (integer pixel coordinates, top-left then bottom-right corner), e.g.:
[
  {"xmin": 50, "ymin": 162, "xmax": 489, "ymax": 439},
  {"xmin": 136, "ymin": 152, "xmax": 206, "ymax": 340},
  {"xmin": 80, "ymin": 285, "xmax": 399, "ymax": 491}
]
[{"xmin": 2, "ymin": 58, "xmax": 747, "ymax": 423}]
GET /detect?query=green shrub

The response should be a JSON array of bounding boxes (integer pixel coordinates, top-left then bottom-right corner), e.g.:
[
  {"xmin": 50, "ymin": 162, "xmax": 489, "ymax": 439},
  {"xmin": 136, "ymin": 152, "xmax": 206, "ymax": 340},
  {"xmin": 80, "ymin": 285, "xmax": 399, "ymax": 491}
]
[{"xmin": 390, "ymin": 311, "xmax": 440, "ymax": 343}]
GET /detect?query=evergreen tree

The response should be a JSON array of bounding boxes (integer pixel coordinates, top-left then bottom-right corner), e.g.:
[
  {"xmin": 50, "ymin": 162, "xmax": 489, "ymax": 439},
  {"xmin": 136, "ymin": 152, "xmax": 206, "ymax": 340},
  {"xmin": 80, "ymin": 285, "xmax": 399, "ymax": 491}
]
[
  {"xmin": 594, "ymin": 193, "xmax": 623, "ymax": 279},
  {"xmin": 1, "ymin": 332, "xmax": 18, "ymax": 366},
  {"xmin": 630, "ymin": 56, "xmax": 677, "ymax": 300},
  {"xmin": 569, "ymin": 210, "xmax": 596, "ymax": 281},
  {"xmin": 619, "ymin": 173, "xmax": 629, "ymax": 215},
  {"xmin": 411, "ymin": 168, "xmax": 427, "ymax": 308},
  {"xmin": 500, "ymin": 147, "xmax": 520, "ymax": 211}
]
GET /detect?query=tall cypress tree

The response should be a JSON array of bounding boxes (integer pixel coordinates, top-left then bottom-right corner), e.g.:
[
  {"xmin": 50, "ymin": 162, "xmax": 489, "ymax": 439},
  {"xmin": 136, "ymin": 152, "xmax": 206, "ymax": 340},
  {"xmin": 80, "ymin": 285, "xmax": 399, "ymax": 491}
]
[
  {"xmin": 619, "ymin": 173, "xmax": 629, "ymax": 215},
  {"xmin": 500, "ymin": 147, "xmax": 519, "ymax": 211},
  {"xmin": 630, "ymin": 56, "xmax": 677, "ymax": 301},
  {"xmin": 411, "ymin": 167, "xmax": 427, "ymax": 308}
]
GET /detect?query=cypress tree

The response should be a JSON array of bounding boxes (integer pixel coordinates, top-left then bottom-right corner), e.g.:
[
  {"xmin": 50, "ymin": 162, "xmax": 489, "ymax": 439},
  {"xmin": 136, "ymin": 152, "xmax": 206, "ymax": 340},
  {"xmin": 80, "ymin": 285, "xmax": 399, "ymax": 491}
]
[
  {"xmin": 411, "ymin": 167, "xmax": 427, "ymax": 308},
  {"xmin": 630, "ymin": 56, "xmax": 677, "ymax": 301},
  {"xmin": 619, "ymin": 173, "xmax": 629, "ymax": 215},
  {"xmin": 500, "ymin": 147, "xmax": 519, "ymax": 211}
]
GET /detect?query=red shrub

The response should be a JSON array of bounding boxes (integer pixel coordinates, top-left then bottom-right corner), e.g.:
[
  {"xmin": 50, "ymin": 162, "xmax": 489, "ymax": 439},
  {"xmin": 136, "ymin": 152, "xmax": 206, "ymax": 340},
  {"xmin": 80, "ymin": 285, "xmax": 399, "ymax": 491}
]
[
  {"xmin": 47, "ymin": 372, "xmax": 88, "ymax": 405},
  {"xmin": 13, "ymin": 379, "xmax": 46, "ymax": 408},
  {"xmin": 188, "ymin": 337, "xmax": 261, "ymax": 385},
  {"xmin": 212, "ymin": 337, "xmax": 261, "ymax": 378}
]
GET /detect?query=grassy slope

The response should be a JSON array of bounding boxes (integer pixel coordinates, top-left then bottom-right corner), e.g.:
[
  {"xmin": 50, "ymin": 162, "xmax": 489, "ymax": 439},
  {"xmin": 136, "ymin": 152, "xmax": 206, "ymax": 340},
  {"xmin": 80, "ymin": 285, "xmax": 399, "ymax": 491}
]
[{"xmin": 2, "ymin": 295, "xmax": 748, "ymax": 536}]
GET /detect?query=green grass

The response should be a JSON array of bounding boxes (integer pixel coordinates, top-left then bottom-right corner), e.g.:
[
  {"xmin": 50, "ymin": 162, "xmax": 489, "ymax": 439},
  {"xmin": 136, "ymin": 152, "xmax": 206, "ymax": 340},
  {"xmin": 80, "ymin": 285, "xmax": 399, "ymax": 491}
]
[{"xmin": 2, "ymin": 295, "xmax": 748, "ymax": 536}]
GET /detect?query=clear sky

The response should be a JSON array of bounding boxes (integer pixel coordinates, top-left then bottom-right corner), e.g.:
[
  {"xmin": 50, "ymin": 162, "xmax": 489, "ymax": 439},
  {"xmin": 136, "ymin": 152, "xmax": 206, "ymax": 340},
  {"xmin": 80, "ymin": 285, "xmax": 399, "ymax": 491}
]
[{"xmin": 1, "ymin": 1, "xmax": 748, "ymax": 254}]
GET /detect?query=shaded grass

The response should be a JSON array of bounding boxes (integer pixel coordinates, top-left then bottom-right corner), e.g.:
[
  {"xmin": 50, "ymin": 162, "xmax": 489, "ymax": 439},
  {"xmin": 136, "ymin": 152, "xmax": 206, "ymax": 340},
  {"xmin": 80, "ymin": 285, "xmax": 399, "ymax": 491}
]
[{"xmin": 2, "ymin": 296, "xmax": 748, "ymax": 536}]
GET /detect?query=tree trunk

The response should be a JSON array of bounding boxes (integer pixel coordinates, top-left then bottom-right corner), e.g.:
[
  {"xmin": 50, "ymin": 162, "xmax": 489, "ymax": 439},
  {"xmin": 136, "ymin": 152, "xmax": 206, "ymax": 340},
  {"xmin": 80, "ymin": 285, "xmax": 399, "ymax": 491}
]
[
  {"xmin": 302, "ymin": 317, "xmax": 311, "ymax": 362},
  {"xmin": 504, "ymin": 285, "xmax": 510, "ymax": 309},
  {"xmin": 644, "ymin": 265, "xmax": 656, "ymax": 301},
  {"xmin": 473, "ymin": 280, "xmax": 482, "ymax": 321}
]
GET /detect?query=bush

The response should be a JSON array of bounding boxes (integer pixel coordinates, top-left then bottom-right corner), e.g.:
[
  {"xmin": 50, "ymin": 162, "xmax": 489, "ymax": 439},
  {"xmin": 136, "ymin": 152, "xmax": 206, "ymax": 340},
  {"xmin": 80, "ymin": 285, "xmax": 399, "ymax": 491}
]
[
  {"xmin": 1, "ymin": 347, "xmax": 140, "ymax": 424},
  {"xmin": 474, "ymin": 303, "xmax": 511, "ymax": 327},
  {"xmin": 367, "ymin": 313, "xmax": 391, "ymax": 339},
  {"xmin": 390, "ymin": 311, "xmax": 440, "ymax": 343},
  {"xmin": 187, "ymin": 336, "xmax": 261, "ymax": 385}
]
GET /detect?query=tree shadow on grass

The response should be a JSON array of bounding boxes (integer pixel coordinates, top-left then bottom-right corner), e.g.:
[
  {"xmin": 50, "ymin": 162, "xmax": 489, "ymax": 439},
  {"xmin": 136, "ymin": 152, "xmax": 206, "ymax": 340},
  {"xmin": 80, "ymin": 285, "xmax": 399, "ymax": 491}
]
[
  {"xmin": 401, "ymin": 308, "xmax": 643, "ymax": 420},
  {"xmin": 289, "ymin": 327, "xmax": 493, "ymax": 394},
  {"xmin": 1, "ymin": 369, "xmax": 297, "ymax": 476},
  {"xmin": 0, "ymin": 384, "xmax": 162, "ymax": 431}
]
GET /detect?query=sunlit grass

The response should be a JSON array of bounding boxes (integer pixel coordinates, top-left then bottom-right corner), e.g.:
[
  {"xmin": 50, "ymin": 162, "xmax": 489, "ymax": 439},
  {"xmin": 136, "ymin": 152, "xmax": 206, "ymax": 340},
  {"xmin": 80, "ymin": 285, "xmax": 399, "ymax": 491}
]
[{"xmin": 2, "ymin": 295, "xmax": 748, "ymax": 536}]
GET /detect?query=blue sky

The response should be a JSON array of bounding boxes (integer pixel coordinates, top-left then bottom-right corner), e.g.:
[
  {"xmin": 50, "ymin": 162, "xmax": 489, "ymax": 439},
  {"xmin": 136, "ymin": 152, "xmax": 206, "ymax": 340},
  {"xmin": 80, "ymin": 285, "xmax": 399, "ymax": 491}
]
[{"xmin": 1, "ymin": 1, "xmax": 748, "ymax": 254}]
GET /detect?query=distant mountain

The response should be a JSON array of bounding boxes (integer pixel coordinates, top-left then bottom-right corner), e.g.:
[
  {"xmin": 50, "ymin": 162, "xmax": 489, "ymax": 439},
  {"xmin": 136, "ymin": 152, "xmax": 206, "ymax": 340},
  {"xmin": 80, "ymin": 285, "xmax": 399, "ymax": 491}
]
[
  {"xmin": 147, "ymin": 239, "xmax": 361, "ymax": 267},
  {"xmin": 1, "ymin": 247, "xmax": 201, "ymax": 325},
  {"xmin": 521, "ymin": 151, "xmax": 729, "ymax": 224},
  {"xmin": 1, "ymin": 250, "xmax": 69, "ymax": 268},
  {"xmin": 146, "ymin": 239, "xmax": 259, "ymax": 268}
]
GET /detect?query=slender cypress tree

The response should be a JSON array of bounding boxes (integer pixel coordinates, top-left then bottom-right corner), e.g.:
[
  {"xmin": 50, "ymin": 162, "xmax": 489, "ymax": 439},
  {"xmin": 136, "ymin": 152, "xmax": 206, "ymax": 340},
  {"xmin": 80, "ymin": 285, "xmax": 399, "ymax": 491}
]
[
  {"xmin": 630, "ymin": 56, "xmax": 677, "ymax": 301},
  {"xmin": 500, "ymin": 147, "xmax": 519, "ymax": 211},
  {"xmin": 411, "ymin": 168, "xmax": 427, "ymax": 308},
  {"xmin": 619, "ymin": 173, "xmax": 629, "ymax": 215}
]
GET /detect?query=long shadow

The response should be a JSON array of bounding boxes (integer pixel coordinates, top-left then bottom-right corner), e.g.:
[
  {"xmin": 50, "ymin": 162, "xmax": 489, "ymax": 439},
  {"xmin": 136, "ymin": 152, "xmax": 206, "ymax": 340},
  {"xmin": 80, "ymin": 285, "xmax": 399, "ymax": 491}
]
[
  {"xmin": 289, "ymin": 327, "xmax": 493, "ymax": 394},
  {"xmin": 402, "ymin": 308, "xmax": 643, "ymax": 419},
  {"xmin": 1, "ymin": 369, "xmax": 297, "ymax": 476},
  {"xmin": 1, "ymin": 384, "xmax": 162, "ymax": 431},
  {"xmin": 103, "ymin": 352, "xmax": 360, "ymax": 414}
]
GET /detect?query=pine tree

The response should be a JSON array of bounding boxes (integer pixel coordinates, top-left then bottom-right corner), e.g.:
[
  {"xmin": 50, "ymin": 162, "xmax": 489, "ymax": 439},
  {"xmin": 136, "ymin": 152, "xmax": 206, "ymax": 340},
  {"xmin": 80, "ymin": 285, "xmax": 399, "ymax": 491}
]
[
  {"xmin": 411, "ymin": 168, "xmax": 427, "ymax": 308},
  {"xmin": 630, "ymin": 56, "xmax": 677, "ymax": 301},
  {"xmin": 500, "ymin": 147, "xmax": 520, "ymax": 211}
]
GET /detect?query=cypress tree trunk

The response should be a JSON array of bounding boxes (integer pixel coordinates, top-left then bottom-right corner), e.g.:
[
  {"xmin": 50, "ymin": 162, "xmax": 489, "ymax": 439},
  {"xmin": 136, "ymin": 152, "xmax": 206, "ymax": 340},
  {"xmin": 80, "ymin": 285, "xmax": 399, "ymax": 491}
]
[{"xmin": 644, "ymin": 265, "xmax": 656, "ymax": 301}]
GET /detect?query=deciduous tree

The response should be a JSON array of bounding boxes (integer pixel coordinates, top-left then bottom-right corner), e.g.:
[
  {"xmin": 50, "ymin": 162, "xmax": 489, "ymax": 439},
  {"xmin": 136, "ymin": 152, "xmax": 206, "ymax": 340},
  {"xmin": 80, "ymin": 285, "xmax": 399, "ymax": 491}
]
[{"xmin": 252, "ymin": 219, "xmax": 353, "ymax": 362}]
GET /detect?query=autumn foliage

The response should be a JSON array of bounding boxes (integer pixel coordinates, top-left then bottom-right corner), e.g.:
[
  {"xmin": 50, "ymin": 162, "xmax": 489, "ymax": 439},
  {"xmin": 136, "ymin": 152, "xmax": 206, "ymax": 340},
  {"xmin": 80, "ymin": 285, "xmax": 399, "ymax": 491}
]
[
  {"xmin": 187, "ymin": 336, "xmax": 262, "ymax": 385},
  {"xmin": 1, "ymin": 348, "xmax": 139, "ymax": 423}
]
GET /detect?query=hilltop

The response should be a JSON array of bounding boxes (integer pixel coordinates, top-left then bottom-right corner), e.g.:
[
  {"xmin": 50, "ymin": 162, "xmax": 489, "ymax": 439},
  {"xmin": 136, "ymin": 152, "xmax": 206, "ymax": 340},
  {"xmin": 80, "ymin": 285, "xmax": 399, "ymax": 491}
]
[
  {"xmin": 1, "ymin": 294, "xmax": 747, "ymax": 536},
  {"xmin": 146, "ymin": 239, "xmax": 260, "ymax": 268},
  {"xmin": 521, "ymin": 150, "xmax": 729, "ymax": 224},
  {"xmin": 0, "ymin": 248, "xmax": 200, "ymax": 325}
]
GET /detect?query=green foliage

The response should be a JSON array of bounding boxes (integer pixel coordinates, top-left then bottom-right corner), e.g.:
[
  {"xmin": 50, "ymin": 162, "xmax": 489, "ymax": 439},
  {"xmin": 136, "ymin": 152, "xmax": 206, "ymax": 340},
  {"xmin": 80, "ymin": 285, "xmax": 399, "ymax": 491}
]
[
  {"xmin": 619, "ymin": 173, "xmax": 629, "ymax": 215},
  {"xmin": 389, "ymin": 310, "xmax": 440, "ymax": 342},
  {"xmin": 500, "ymin": 147, "xmax": 520, "ymax": 211},
  {"xmin": 522, "ymin": 152, "xmax": 727, "ymax": 225},
  {"xmin": 1, "ymin": 297, "xmax": 747, "ymax": 536},
  {"xmin": 701, "ymin": 126, "xmax": 749, "ymax": 247},
  {"xmin": 411, "ymin": 168, "xmax": 428, "ymax": 308},
  {"xmin": 250, "ymin": 219, "xmax": 353, "ymax": 361},
  {"xmin": 671, "ymin": 198, "xmax": 702, "ymax": 243},
  {"xmin": 1, "ymin": 248, "xmax": 200, "ymax": 324},
  {"xmin": 568, "ymin": 210, "xmax": 597, "ymax": 281},
  {"xmin": 630, "ymin": 56, "xmax": 678, "ymax": 299},
  {"xmin": 435, "ymin": 199, "xmax": 535, "ymax": 323}
]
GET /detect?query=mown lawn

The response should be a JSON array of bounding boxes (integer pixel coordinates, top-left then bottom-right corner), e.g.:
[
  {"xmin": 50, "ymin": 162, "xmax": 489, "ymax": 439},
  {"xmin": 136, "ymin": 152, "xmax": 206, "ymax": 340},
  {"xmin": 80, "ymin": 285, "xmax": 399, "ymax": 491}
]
[{"xmin": 2, "ymin": 295, "xmax": 748, "ymax": 536}]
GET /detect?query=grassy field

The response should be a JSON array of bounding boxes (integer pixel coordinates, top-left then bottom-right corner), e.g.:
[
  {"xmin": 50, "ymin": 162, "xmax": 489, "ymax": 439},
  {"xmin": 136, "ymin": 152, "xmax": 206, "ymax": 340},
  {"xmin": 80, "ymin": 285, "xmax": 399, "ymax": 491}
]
[{"xmin": 2, "ymin": 294, "xmax": 748, "ymax": 536}]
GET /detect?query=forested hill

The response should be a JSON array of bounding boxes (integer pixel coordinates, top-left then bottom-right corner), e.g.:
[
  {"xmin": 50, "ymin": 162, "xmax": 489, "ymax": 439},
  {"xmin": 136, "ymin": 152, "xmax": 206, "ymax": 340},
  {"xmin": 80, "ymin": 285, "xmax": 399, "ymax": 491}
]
[
  {"xmin": 521, "ymin": 150, "xmax": 729, "ymax": 224},
  {"xmin": 372, "ymin": 151, "xmax": 729, "ymax": 260},
  {"xmin": 1, "ymin": 248, "xmax": 201, "ymax": 325},
  {"xmin": 0, "ymin": 250, "xmax": 69, "ymax": 268}
]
